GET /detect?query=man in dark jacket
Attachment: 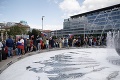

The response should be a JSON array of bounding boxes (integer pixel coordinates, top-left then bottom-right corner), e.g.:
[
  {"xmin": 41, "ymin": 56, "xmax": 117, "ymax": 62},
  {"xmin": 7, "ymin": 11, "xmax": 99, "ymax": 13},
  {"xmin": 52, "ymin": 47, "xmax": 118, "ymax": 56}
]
[{"xmin": 6, "ymin": 36, "xmax": 14, "ymax": 57}]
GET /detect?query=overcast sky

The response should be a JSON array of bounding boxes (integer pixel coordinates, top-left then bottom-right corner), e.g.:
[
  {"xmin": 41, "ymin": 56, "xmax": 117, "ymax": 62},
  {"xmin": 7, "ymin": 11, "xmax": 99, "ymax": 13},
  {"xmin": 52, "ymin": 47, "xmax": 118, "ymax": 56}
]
[{"xmin": 0, "ymin": 0, "xmax": 120, "ymax": 30}]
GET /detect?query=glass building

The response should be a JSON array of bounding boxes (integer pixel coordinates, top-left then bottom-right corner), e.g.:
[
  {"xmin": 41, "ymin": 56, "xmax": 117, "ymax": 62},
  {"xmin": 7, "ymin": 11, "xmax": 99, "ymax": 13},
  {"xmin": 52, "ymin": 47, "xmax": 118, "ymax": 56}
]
[{"xmin": 62, "ymin": 4, "xmax": 120, "ymax": 37}]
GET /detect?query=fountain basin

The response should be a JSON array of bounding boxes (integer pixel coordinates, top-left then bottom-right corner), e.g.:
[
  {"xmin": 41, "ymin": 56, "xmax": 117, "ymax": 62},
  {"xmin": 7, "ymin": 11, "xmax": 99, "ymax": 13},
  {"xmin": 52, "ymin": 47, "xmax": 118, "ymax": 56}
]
[{"xmin": 0, "ymin": 48, "xmax": 120, "ymax": 80}]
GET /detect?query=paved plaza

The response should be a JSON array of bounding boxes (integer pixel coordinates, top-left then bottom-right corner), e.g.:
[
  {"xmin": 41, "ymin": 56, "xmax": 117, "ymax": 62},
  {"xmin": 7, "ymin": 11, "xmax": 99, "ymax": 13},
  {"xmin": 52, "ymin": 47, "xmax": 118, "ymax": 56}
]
[{"xmin": 0, "ymin": 48, "xmax": 120, "ymax": 80}]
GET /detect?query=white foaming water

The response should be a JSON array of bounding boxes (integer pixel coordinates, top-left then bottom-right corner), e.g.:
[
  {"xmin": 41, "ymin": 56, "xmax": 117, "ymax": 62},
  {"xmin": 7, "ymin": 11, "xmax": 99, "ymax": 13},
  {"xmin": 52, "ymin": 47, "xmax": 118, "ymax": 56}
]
[
  {"xmin": 107, "ymin": 31, "xmax": 115, "ymax": 48},
  {"xmin": 107, "ymin": 31, "xmax": 120, "ymax": 56}
]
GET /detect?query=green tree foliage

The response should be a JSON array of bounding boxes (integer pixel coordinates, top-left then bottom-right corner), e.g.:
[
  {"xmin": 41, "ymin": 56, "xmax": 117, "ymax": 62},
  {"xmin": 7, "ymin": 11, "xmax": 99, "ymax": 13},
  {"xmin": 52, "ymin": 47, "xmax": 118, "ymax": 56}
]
[
  {"xmin": 31, "ymin": 29, "xmax": 41, "ymax": 39},
  {"xmin": 52, "ymin": 36, "xmax": 57, "ymax": 39},
  {"xmin": 27, "ymin": 29, "xmax": 41, "ymax": 39},
  {"xmin": 9, "ymin": 25, "xmax": 26, "ymax": 36}
]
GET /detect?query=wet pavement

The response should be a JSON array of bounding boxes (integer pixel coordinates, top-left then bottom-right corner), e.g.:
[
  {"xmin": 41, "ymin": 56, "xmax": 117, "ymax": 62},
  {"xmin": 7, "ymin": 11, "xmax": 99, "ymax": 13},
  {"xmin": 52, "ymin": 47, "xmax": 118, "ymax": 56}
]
[{"xmin": 26, "ymin": 50, "xmax": 109, "ymax": 80}]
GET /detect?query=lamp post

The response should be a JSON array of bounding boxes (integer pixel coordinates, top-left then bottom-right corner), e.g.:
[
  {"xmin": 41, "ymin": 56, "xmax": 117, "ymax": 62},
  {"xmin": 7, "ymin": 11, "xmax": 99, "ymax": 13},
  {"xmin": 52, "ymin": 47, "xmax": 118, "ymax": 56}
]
[{"xmin": 42, "ymin": 16, "xmax": 45, "ymax": 30}]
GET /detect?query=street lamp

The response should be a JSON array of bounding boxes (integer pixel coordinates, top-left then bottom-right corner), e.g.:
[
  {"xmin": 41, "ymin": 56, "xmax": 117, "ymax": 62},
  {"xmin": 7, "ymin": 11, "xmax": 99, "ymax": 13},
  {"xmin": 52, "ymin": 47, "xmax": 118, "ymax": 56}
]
[{"xmin": 42, "ymin": 16, "xmax": 45, "ymax": 30}]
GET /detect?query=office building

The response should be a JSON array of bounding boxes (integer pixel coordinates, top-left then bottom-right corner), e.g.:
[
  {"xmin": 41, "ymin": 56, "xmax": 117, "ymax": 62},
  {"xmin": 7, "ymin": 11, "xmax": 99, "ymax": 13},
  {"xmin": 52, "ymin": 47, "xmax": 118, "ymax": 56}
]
[{"xmin": 62, "ymin": 4, "xmax": 120, "ymax": 37}]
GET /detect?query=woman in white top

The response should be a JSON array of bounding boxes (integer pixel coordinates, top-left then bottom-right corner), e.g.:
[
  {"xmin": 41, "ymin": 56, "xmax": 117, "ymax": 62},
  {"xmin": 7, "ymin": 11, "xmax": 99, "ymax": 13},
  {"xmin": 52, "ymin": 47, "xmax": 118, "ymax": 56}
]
[{"xmin": 20, "ymin": 37, "xmax": 24, "ymax": 55}]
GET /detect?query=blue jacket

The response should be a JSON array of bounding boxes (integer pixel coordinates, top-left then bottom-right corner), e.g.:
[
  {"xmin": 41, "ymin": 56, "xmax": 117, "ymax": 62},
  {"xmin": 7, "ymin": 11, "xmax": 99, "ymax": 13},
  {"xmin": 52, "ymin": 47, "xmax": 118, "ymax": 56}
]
[{"xmin": 6, "ymin": 38, "xmax": 14, "ymax": 47}]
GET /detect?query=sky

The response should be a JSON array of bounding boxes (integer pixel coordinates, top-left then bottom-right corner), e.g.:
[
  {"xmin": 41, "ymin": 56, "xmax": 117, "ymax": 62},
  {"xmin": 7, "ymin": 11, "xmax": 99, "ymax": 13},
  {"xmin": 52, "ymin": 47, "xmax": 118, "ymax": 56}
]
[{"xmin": 0, "ymin": 0, "xmax": 120, "ymax": 30}]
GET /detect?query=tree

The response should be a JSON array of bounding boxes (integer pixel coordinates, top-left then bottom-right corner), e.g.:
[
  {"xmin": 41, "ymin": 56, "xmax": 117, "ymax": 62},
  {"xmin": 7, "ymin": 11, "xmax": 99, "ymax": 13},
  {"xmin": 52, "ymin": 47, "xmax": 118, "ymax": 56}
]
[
  {"xmin": 27, "ymin": 31, "xmax": 32, "ymax": 39},
  {"xmin": 31, "ymin": 29, "xmax": 41, "ymax": 39},
  {"xmin": 8, "ymin": 25, "xmax": 27, "ymax": 36},
  {"xmin": 52, "ymin": 36, "xmax": 57, "ymax": 39}
]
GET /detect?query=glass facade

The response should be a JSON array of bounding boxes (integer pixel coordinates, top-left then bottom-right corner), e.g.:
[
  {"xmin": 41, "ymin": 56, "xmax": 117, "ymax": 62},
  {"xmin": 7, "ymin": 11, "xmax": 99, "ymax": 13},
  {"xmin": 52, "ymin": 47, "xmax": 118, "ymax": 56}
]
[{"xmin": 63, "ymin": 4, "xmax": 120, "ymax": 36}]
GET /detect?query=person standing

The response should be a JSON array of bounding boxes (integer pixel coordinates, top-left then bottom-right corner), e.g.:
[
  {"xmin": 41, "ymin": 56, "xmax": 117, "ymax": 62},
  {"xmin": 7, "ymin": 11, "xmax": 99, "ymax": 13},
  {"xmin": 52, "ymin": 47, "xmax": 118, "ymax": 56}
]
[
  {"xmin": 24, "ymin": 38, "xmax": 27, "ymax": 54},
  {"xmin": 16, "ymin": 39, "xmax": 21, "ymax": 55},
  {"xmin": 68, "ymin": 37, "xmax": 72, "ymax": 47},
  {"xmin": 46, "ymin": 38, "xmax": 49, "ymax": 49},
  {"xmin": 6, "ymin": 36, "xmax": 14, "ymax": 57},
  {"xmin": 0, "ymin": 39, "xmax": 3, "ymax": 61},
  {"xmin": 2, "ymin": 41, "xmax": 7, "ymax": 60},
  {"xmin": 37, "ymin": 37, "xmax": 41, "ymax": 51},
  {"xmin": 26, "ymin": 38, "xmax": 31, "ymax": 52},
  {"xmin": 59, "ymin": 38, "xmax": 62, "ymax": 48},
  {"xmin": 64, "ymin": 38, "xmax": 68, "ymax": 47},
  {"xmin": 20, "ymin": 37, "xmax": 24, "ymax": 55}
]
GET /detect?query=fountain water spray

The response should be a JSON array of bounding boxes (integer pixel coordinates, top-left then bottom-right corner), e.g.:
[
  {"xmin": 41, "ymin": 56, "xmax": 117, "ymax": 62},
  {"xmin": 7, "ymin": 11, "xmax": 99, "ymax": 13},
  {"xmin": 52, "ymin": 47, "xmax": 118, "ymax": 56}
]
[
  {"xmin": 107, "ymin": 30, "xmax": 120, "ymax": 56},
  {"xmin": 114, "ymin": 31, "xmax": 120, "ymax": 56}
]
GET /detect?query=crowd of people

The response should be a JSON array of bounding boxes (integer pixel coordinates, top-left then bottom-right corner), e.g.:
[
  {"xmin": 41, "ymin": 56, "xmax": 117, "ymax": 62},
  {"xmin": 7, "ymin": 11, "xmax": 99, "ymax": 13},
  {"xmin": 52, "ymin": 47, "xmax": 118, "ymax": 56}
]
[{"xmin": 0, "ymin": 35, "xmax": 106, "ymax": 62}]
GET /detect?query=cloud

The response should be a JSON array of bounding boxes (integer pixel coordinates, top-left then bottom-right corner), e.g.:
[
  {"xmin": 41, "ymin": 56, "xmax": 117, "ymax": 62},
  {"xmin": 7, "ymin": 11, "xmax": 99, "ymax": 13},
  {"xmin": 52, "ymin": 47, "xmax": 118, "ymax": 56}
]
[
  {"xmin": 59, "ymin": 0, "xmax": 120, "ymax": 18},
  {"xmin": 59, "ymin": 0, "xmax": 80, "ymax": 18},
  {"xmin": 59, "ymin": 0, "xmax": 80, "ymax": 12},
  {"xmin": 80, "ymin": 0, "xmax": 120, "ymax": 13}
]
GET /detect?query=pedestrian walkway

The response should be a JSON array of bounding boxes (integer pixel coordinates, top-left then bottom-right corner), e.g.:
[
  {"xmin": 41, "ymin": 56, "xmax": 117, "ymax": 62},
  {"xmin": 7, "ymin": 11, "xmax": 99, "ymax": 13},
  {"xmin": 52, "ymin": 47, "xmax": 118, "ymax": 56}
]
[
  {"xmin": 0, "ymin": 51, "xmax": 40, "ymax": 74},
  {"xmin": 0, "ymin": 56, "xmax": 19, "ymax": 74}
]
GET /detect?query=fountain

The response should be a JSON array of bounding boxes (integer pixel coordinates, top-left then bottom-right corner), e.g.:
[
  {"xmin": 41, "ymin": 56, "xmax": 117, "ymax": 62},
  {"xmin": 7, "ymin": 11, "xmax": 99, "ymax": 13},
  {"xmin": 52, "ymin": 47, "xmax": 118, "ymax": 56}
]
[
  {"xmin": 1, "ymin": 48, "xmax": 120, "ymax": 80},
  {"xmin": 114, "ymin": 31, "xmax": 120, "ymax": 56},
  {"xmin": 107, "ymin": 30, "xmax": 120, "ymax": 56},
  {"xmin": 1, "ymin": 6, "xmax": 120, "ymax": 80},
  {"xmin": 107, "ymin": 31, "xmax": 115, "ymax": 48},
  {"xmin": 86, "ymin": 9, "xmax": 120, "ymax": 56}
]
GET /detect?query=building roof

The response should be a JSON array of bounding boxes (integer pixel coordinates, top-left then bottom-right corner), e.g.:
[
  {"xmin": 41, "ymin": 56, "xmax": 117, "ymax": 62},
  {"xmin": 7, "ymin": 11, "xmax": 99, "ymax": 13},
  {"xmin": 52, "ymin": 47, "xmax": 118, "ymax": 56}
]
[
  {"xmin": 71, "ymin": 4, "xmax": 120, "ymax": 18},
  {"xmin": 15, "ymin": 23, "xmax": 30, "ymax": 28},
  {"xmin": 1, "ymin": 26, "xmax": 10, "ymax": 29},
  {"xmin": 43, "ymin": 30, "xmax": 51, "ymax": 33},
  {"xmin": 0, "ymin": 23, "xmax": 5, "ymax": 26}
]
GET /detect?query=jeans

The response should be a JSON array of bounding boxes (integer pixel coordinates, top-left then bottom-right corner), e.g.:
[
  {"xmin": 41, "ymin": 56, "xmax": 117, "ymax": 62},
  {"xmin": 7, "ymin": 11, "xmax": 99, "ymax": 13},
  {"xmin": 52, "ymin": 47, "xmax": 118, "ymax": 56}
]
[
  {"xmin": 27, "ymin": 46, "xmax": 31, "ymax": 52},
  {"xmin": 64, "ymin": 43, "xmax": 68, "ymax": 47},
  {"xmin": 46, "ymin": 44, "xmax": 49, "ymax": 49},
  {"xmin": 8, "ymin": 47, "xmax": 13, "ymax": 57},
  {"xmin": 16, "ymin": 48, "xmax": 21, "ymax": 55},
  {"xmin": 37, "ymin": 43, "xmax": 41, "ymax": 50}
]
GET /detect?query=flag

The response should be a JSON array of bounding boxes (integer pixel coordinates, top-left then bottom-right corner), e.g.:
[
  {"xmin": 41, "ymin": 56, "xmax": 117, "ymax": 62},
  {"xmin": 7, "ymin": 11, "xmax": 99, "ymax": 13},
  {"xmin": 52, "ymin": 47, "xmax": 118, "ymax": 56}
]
[
  {"xmin": 41, "ymin": 32, "xmax": 47, "ymax": 37},
  {"xmin": 69, "ymin": 34, "xmax": 74, "ymax": 38}
]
